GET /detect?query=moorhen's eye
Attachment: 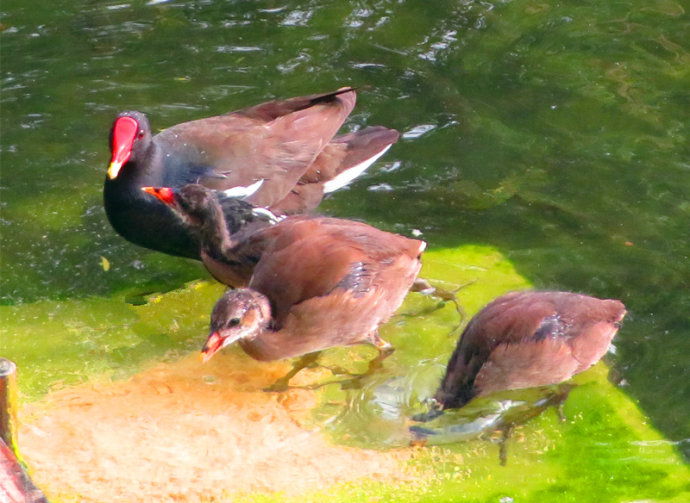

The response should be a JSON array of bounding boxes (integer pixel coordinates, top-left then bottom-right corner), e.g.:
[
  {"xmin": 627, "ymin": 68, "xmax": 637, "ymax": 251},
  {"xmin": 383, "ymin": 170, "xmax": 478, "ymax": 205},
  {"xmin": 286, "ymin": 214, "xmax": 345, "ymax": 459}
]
[
  {"xmin": 228, "ymin": 317, "xmax": 241, "ymax": 327},
  {"xmin": 137, "ymin": 130, "xmax": 145, "ymax": 139}
]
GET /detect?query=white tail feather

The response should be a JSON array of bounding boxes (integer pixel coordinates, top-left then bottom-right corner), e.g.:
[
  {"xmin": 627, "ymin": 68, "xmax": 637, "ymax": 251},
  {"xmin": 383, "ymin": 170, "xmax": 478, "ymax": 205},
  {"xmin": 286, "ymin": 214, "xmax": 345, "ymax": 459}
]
[{"xmin": 322, "ymin": 145, "xmax": 392, "ymax": 193}]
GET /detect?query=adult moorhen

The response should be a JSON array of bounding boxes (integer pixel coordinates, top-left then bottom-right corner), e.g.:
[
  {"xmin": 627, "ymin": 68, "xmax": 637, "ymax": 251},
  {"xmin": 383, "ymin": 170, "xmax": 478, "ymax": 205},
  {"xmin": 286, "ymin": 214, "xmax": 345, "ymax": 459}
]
[
  {"xmin": 433, "ymin": 290, "xmax": 626, "ymax": 410},
  {"xmin": 145, "ymin": 184, "xmax": 426, "ymax": 388},
  {"xmin": 104, "ymin": 87, "xmax": 400, "ymax": 259}
]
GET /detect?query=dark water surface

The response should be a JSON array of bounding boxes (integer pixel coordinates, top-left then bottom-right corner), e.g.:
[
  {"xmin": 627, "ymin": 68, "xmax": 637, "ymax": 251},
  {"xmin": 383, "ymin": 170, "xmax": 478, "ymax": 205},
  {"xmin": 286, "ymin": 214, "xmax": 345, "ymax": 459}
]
[{"xmin": 2, "ymin": 0, "xmax": 688, "ymax": 467}]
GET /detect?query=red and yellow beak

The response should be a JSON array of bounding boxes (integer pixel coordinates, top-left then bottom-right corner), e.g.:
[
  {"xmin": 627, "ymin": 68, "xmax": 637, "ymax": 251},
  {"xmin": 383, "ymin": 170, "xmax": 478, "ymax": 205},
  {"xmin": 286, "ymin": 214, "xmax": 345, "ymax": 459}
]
[
  {"xmin": 200, "ymin": 331, "xmax": 224, "ymax": 363},
  {"xmin": 107, "ymin": 116, "xmax": 139, "ymax": 179},
  {"xmin": 142, "ymin": 186, "xmax": 175, "ymax": 205}
]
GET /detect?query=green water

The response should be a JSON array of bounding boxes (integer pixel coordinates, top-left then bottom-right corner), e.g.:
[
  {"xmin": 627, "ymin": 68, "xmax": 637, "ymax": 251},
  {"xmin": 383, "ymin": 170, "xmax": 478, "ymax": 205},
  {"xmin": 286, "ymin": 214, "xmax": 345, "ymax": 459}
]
[{"xmin": 1, "ymin": 0, "xmax": 689, "ymax": 497}]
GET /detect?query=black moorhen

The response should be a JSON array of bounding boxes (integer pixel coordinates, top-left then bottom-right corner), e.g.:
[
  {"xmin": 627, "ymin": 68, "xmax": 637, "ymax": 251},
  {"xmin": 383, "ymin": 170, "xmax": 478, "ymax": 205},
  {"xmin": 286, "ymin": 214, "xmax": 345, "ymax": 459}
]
[
  {"xmin": 146, "ymin": 184, "xmax": 426, "ymax": 388},
  {"xmin": 104, "ymin": 88, "xmax": 399, "ymax": 259},
  {"xmin": 433, "ymin": 290, "xmax": 626, "ymax": 410}
]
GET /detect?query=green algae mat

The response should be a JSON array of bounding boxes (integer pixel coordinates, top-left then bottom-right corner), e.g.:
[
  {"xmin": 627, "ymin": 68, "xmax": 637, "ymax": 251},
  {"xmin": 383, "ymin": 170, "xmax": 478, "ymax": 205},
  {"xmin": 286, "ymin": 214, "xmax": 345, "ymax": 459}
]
[{"xmin": 1, "ymin": 246, "xmax": 688, "ymax": 502}]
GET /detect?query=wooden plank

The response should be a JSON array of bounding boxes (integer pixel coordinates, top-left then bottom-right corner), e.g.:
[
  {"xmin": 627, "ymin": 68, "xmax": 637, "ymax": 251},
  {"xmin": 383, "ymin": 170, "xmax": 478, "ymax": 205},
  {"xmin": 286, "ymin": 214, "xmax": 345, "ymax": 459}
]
[
  {"xmin": 1, "ymin": 358, "xmax": 18, "ymax": 452},
  {"xmin": 1, "ymin": 359, "xmax": 48, "ymax": 503}
]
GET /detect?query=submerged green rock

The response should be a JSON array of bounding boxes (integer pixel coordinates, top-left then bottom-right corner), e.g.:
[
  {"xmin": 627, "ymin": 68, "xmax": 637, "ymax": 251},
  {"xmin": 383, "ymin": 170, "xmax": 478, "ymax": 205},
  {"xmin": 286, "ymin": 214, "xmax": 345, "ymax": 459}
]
[{"xmin": 1, "ymin": 245, "xmax": 687, "ymax": 502}]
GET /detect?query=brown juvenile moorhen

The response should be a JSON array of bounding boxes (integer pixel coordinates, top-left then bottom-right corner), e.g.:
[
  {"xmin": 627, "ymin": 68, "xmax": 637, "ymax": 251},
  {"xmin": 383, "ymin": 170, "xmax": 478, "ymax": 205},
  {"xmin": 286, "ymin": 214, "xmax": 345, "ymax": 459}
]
[
  {"xmin": 142, "ymin": 185, "xmax": 273, "ymax": 287},
  {"xmin": 434, "ymin": 290, "xmax": 626, "ymax": 410},
  {"xmin": 145, "ymin": 184, "xmax": 426, "ymax": 387},
  {"xmin": 104, "ymin": 87, "xmax": 400, "ymax": 259}
]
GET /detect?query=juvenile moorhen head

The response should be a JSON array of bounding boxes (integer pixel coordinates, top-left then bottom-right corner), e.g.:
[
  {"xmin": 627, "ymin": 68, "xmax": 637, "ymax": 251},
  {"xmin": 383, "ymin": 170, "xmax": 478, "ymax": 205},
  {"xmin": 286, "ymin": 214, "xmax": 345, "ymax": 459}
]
[
  {"xmin": 202, "ymin": 289, "xmax": 272, "ymax": 363},
  {"xmin": 142, "ymin": 184, "xmax": 258, "ymax": 230},
  {"xmin": 143, "ymin": 184, "xmax": 278, "ymax": 287},
  {"xmin": 434, "ymin": 290, "xmax": 626, "ymax": 410},
  {"xmin": 141, "ymin": 185, "xmax": 213, "ymax": 226},
  {"xmin": 103, "ymin": 88, "xmax": 400, "ymax": 259}
]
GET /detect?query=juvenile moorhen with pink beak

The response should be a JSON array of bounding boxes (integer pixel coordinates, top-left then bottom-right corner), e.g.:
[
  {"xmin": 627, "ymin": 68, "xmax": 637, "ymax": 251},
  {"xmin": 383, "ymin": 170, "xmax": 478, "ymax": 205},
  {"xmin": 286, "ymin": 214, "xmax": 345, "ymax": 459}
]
[
  {"xmin": 146, "ymin": 184, "xmax": 426, "ymax": 388},
  {"xmin": 104, "ymin": 87, "xmax": 399, "ymax": 259},
  {"xmin": 433, "ymin": 290, "xmax": 626, "ymax": 410}
]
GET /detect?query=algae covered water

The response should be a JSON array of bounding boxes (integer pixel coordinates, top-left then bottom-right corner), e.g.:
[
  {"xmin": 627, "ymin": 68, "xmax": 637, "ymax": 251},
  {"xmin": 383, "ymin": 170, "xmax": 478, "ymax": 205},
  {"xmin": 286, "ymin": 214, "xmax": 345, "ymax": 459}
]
[{"xmin": 1, "ymin": 0, "xmax": 689, "ymax": 500}]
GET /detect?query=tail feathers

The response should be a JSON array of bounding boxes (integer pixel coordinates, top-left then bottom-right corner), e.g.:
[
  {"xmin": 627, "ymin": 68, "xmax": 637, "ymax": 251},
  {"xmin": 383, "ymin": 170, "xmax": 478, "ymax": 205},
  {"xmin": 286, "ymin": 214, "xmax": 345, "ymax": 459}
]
[
  {"xmin": 307, "ymin": 126, "xmax": 400, "ymax": 191},
  {"xmin": 322, "ymin": 143, "xmax": 391, "ymax": 193},
  {"xmin": 270, "ymin": 126, "xmax": 400, "ymax": 214},
  {"xmin": 233, "ymin": 87, "xmax": 356, "ymax": 122}
]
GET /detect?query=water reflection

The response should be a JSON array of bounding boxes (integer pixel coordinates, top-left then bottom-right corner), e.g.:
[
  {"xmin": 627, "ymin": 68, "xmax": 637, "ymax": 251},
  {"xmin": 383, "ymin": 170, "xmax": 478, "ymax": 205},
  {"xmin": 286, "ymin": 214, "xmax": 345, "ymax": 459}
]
[{"xmin": 313, "ymin": 353, "xmax": 577, "ymax": 455}]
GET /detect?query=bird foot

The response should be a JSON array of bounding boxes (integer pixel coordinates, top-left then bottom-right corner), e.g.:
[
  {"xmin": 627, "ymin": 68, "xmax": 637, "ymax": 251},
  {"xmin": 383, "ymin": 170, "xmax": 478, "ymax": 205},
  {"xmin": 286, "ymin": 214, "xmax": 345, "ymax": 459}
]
[
  {"xmin": 408, "ymin": 278, "xmax": 474, "ymax": 322},
  {"xmin": 411, "ymin": 398, "xmax": 444, "ymax": 422},
  {"xmin": 263, "ymin": 352, "xmax": 322, "ymax": 392},
  {"xmin": 328, "ymin": 366, "xmax": 357, "ymax": 376},
  {"xmin": 263, "ymin": 383, "xmax": 288, "ymax": 392},
  {"xmin": 337, "ymin": 345, "xmax": 394, "ymax": 390}
]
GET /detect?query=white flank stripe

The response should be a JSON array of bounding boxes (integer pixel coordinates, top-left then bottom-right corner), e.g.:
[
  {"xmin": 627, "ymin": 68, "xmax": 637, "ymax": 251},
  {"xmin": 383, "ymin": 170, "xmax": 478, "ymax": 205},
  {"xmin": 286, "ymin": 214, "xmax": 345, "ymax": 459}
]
[
  {"xmin": 221, "ymin": 179, "xmax": 264, "ymax": 198},
  {"xmin": 322, "ymin": 145, "xmax": 392, "ymax": 193},
  {"xmin": 251, "ymin": 207, "xmax": 283, "ymax": 223}
]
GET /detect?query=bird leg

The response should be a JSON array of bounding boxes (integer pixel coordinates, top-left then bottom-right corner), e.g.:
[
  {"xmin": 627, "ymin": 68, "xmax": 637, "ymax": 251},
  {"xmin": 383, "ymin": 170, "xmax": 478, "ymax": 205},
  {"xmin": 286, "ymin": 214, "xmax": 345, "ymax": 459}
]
[
  {"xmin": 498, "ymin": 424, "xmax": 514, "ymax": 466},
  {"xmin": 407, "ymin": 278, "xmax": 473, "ymax": 322},
  {"xmin": 495, "ymin": 383, "xmax": 574, "ymax": 464},
  {"xmin": 409, "ymin": 277, "xmax": 438, "ymax": 296},
  {"xmin": 267, "ymin": 335, "xmax": 395, "ymax": 392},
  {"xmin": 264, "ymin": 351, "xmax": 322, "ymax": 392},
  {"xmin": 338, "ymin": 332, "xmax": 394, "ymax": 390},
  {"xmin": 554, "ymin": 383, "xmax": 575, "ymax": 422},
  {"xmin": 365, "ymin": 332, "xmax": 395, "ymax": 374}
]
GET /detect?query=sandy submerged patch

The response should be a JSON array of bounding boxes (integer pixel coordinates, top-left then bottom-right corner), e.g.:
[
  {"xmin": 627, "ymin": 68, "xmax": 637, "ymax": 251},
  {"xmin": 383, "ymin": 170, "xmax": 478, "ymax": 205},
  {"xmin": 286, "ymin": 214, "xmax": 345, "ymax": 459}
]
[{"xmin": 19, "ymin": 351, "xmax": 412, "ymax": 502}]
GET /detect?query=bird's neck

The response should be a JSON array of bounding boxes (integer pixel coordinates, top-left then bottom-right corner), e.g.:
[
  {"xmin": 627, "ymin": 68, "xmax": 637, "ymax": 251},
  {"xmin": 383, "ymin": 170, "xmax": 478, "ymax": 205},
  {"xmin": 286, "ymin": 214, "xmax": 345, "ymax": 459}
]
[
  {"xmin": 122, "ymin": 142, "xmax": 161, "ymax": 187},
  {"xmin": 238, "ymin": 327, "xmax": 321, "ymax": 362},
  {"xmin": 198, "ymin": 202, "xmax": 236, "ymax": 257}
]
